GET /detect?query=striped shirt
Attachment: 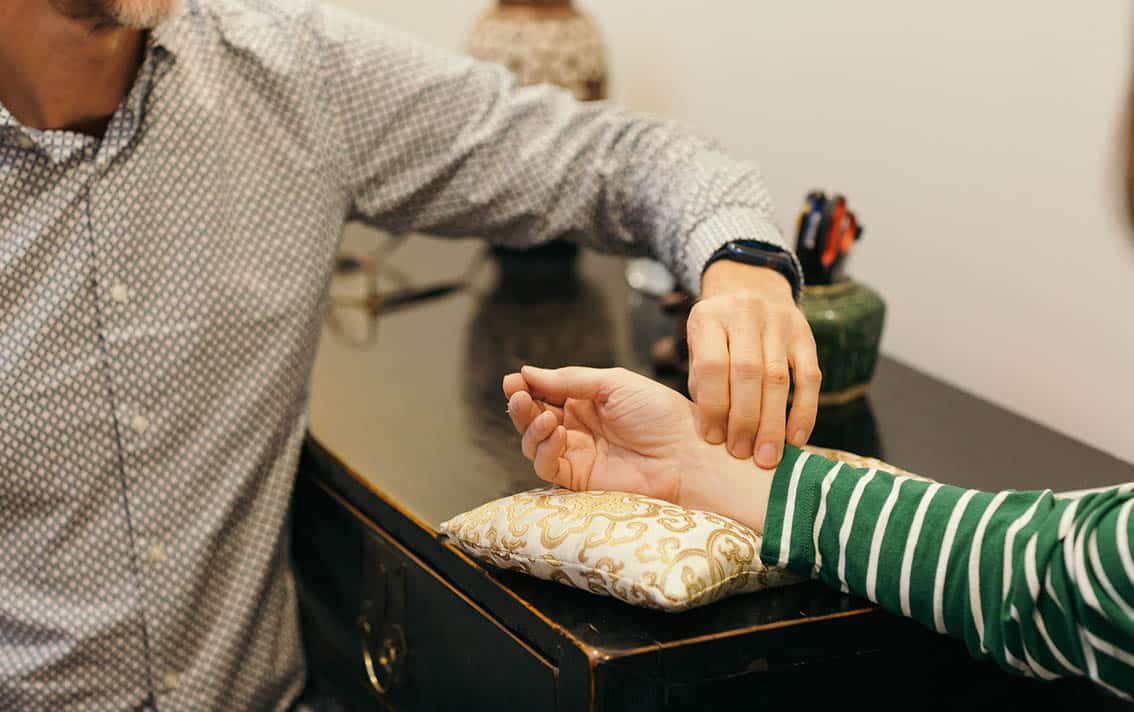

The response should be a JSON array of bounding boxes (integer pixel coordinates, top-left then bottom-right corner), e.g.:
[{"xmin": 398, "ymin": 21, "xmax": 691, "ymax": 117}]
[{"xmin": 762, "ymin": 445, "xmax": 1134, "ymax": 698}]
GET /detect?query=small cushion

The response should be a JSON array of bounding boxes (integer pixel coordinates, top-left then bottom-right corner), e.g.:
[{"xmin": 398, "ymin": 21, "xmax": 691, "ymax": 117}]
[
  {"xmin": 441, "ymin": 488, "xmax": 802, "ymax": 612},
  {"xmin": 441, "ymin": 447, "xmax": 924, "ymax": 612},
  {"xmin": 801, "ymin": 445, "xmax": 918, "ymax": 478}
]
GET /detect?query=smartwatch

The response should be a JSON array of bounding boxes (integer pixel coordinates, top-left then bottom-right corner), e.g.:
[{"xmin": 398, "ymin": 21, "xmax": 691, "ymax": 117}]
[{"xmin": 701, "ymin": 240, "xmax": 803, "ymax": 302}]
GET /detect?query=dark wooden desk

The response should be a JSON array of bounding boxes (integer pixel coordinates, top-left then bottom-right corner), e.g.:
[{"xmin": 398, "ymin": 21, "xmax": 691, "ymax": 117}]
[{"xmin": 292, "ymin": 233, "xmax": 1133, "ymax": 711}]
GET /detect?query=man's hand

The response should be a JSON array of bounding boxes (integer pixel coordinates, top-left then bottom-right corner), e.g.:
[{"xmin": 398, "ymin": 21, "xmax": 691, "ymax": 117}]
[
  {"xmin": 692, "ymin": 261, "xmax": 821, "ymax": 469},
  {"xmin": 503, "ymin": 366, "xmax": 774, "ymax": 534}
]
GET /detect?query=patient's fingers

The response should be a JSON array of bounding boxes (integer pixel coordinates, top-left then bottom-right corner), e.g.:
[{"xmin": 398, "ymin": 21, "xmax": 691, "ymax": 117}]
[
  {"xmin": 522, "ymin": 411, "xmax": 558, "ymax": 460},
  {"xmin": 502, "ymin": 372, "xmax": 529, "ymax": 400},
  {"xmin": 521, "ymin": 365, "xmax": 609, "ymax": 406},
  {"xmin": 534, "ymin": 425, "xmax": 568, "ymax": 483},
  {"xmin": 508, "ymin": 391, "xmax": 540, "ymax": 433}
]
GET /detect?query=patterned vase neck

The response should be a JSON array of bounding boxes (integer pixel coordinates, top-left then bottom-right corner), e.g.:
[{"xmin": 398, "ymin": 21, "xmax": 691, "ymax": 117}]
[{"xmin": 468, "ymin": 0, "xmax": 607, "ymax": 102}]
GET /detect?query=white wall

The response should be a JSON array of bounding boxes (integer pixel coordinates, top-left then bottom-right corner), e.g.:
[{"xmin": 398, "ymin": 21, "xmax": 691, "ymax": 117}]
[{"xmin": 329, "ymin": 0, "xmax": 1134, "ymax": 464}]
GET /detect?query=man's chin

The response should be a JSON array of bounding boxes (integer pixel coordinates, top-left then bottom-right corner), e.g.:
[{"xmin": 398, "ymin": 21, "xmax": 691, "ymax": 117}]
[
  {"xmin": 50, "ymin": 0, "xmax": 181, "ymax": 30},
  {"xmin": 108, "ymin": 0, "xmax": 183, "ymax": 30}
]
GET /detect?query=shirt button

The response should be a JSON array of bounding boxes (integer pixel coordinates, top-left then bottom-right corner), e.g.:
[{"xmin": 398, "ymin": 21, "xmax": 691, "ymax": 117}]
[
  {"xmin": 146, "ymin": 542, "xmax": 167, "ymax": 564},
  {"xmin": 162, "ymin": 670, "xmax": 180, "ymax": 691},
  {"xmin": 130, "ymin": 414, "xmax": 150, "ymax": 434},
  {"xmin": 109, "ymin": 283, "xmax": 130, "ymax": 304}
]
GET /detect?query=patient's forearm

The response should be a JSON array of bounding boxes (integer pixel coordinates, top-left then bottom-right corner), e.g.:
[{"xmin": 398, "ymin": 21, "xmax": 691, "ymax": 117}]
[{"xmin": 759, "ymin": 446, "xmax": 1134, "ymax": 698}]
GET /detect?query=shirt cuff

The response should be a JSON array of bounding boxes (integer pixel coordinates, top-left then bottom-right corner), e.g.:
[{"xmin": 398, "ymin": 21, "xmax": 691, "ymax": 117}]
[
  {"xmin": 681, "ymin": 207, "xmax": 799, "ymax": 296},
  {"xmin": 758, "ymin": 445, "xmax": 835, "ymax": 579}
]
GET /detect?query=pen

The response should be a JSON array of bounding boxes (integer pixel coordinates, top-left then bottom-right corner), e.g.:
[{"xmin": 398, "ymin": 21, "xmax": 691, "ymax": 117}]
[
  {"xmin": 829, "ymin": 212, "xmax": 859, "ymax": 282},
  {"xmin": 794, "ymin": 191, "xmax": 820, "ymax": 254},
  {"xmin": 797, "ymin": 192, "xmax": 828, "ymax": 285},
  {"xmin": 802, "ymin": 196, "xmax": 830, "ymax": 284},
  {"xmin": 801, "ymin": 193, "xmax": 827, "ymax": 251},
  {"xmin": 820, "ymin": 195, "xmax": 847, "ymax": 271}
]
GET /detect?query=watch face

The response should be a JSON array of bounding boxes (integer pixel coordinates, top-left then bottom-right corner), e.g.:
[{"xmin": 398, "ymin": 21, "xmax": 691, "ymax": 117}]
[
  {"xmin": 718, "ymin": 242, "xmax": 801, "ymax": 299},
  {"xmin": 740, "ymin": 241, "xmax": 781, "ymax": 255},
  {"xmin": 727, "ymin": 242, "xmax": 772, "ymax": 262}
]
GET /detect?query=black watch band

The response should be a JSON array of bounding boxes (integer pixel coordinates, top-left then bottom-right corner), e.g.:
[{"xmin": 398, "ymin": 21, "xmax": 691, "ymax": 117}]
[{"xmin": 701, "ymin": 240, "xmax": 803, "ymax": 302}]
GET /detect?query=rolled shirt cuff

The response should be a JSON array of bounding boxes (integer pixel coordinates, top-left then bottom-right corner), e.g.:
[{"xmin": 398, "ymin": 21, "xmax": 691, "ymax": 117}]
[
  {"xmin": 759, "ymin": 444, "xmax": 831, "ymax": 578},
  {"xmin": 682, "ymin": 207, "xmax": 802, "ymax": 298}
]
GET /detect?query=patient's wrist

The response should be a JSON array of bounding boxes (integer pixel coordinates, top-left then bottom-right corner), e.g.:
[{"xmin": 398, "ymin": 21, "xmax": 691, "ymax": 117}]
[{"xmin": 678, "ymin": 436, "xmax": 774, "ymax": 535}]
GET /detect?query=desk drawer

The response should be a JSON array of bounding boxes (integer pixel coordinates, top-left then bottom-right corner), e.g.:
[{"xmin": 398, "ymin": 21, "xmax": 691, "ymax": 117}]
[{"xmin": 293, "ymin": 477, "xmax": 558, "ymax": 710}]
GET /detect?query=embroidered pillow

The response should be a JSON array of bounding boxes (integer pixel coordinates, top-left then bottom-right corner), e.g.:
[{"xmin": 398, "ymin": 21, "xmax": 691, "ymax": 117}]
[
  {"xmin": 441, "ymin": 488, "xmax": 801, "ymax": 612},
  {"xmin": 441, "ymin": 447, "xmax": 925, "ymax": 612}
]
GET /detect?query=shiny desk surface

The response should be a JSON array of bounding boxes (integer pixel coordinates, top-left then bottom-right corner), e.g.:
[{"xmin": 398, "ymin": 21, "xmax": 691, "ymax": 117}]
[
  {"xmin": 303, "ymin": 230, "xmax": 1133, "ymax": 672},
  {"xmin": 310, "ymin": 232, "xmax": 1132, "ymax": 531}
]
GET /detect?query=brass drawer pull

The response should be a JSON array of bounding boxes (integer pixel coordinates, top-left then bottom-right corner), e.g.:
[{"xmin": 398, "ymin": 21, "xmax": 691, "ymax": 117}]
[{"xmin": 359, "ymin": 614, "xmax": 407, "ymax": 696}]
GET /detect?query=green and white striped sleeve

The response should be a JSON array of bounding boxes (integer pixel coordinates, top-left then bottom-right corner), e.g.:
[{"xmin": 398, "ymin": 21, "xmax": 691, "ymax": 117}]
[{"xmin": 760, "ymin": 445, "xmax": 1134, "ymax": 698}]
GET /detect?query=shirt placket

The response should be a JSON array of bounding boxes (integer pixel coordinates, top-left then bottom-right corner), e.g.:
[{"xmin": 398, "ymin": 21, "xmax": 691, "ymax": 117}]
[
  {"xmin": 79, "ymin": 158, "xmax": 166, "ymax": 711},
  {"xmin": 81, "ymin": 50, "xmax": 185, "ymax": 708}
]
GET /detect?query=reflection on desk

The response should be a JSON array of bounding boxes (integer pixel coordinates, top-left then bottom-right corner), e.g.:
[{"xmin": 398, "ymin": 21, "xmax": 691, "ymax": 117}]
[{"xmin": 463, "ymin": 251, "xmax": 617, "ymax": 469}]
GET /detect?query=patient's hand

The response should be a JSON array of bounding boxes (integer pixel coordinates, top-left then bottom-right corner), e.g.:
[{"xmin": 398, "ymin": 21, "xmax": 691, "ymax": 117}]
[{"xmin": 503, "ymin": 366, "xmax": 774, "ymax": 533}]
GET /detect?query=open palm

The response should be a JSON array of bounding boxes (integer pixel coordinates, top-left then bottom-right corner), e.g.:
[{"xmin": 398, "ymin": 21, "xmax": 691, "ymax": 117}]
[{"xmin": 503, "ymin": 366, "xmax": 702, "ymax": 503}]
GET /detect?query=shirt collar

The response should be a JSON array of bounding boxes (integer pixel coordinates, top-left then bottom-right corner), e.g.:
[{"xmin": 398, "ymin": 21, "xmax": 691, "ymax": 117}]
[
  {"xmin": 0, "ymin": 104, "xmax": 16, "ymax": 131},
  {"xmin": 150, "ymin": 0, "xmax": 200, "ymax": 59}
]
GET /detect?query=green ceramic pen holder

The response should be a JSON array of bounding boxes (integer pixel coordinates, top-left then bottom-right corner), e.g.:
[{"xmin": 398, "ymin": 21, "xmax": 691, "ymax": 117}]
[{"xmin": 800, "ymin": 278, "xmax": 886, "ymax": 405}]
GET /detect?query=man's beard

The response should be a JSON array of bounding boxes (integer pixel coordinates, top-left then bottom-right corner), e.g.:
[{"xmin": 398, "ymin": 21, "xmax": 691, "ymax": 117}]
[{"xmin": 49, "ymin": 0, "xmax": 182, "ymax": 30}]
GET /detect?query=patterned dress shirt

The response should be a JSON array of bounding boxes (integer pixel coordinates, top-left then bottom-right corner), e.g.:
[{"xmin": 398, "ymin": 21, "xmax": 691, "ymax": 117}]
[{"xmin": 0, "ymin": 0, "xmax": 791, "ymax": 709}]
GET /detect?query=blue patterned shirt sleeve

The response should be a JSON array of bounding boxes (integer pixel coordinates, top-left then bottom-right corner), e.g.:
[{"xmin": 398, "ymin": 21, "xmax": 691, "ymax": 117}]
[{"xmin": 317, "ymin": 4, "xmax": 792, "ymax": 294}]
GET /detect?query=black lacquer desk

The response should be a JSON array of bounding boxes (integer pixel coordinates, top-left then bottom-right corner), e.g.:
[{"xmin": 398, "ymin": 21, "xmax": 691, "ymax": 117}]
[{"xmin": 292, "ymin": 233, "xmax": 1133, "ymax": 711}]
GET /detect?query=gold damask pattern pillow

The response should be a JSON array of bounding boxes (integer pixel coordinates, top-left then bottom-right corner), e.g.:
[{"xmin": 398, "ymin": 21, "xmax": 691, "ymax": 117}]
[{"xmin": 440, "ymin": 489, "xmax": 803, "ymax": 612}]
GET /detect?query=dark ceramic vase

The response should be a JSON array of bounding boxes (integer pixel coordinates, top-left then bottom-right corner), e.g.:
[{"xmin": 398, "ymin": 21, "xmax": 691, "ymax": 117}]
[{"xmin": 800, "ymin": 278, "xmax": 886, "ymax": 405}]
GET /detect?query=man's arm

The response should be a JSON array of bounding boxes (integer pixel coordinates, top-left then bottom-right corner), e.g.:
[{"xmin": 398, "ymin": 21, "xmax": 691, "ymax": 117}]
[{"xmin": 319, "ymin": 6, "xmax": 789, "ymax": 296}]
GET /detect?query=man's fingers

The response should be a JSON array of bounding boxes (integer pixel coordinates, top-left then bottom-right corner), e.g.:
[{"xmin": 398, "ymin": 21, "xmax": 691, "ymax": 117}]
[
  {"xmin": 786, "ymin": 325, "xmax": 822, "ymax": 447},
  {"xmin": 521, "ymin": 365, "xmax": 611, "ymax": 406},
  {"xmin": 724, "ymin": 317, "xmax": 763, "ymax": 460},
  {"xmin": 521, "ymin": 410, "xmax": 559, "ymax": 460},
  {"xmin": 534, "ymin": 425, "xmax": 569, "ymax": 484},
  {"xmin": 686, "ymin": 303, "xmax": 730, "ymax": 443},
  {"xmin": 754, "ymin": 320, "xmax": 791, "ymax": 468}
]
